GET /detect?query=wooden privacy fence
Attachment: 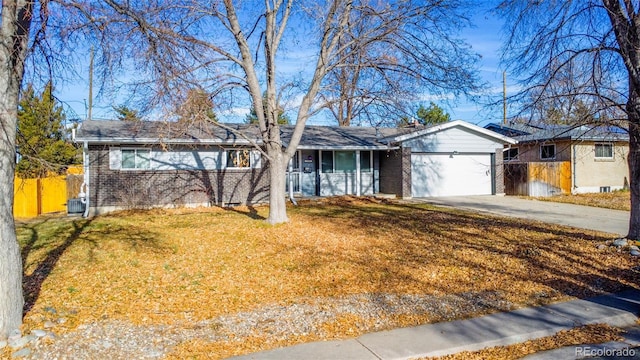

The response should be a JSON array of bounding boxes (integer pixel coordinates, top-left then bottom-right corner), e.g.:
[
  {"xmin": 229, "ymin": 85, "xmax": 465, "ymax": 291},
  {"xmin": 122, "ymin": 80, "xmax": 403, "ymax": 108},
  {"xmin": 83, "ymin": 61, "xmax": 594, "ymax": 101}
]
[
  {"xmin": 13, "ymin": 167, "xmax": 84, "ymax": 218},
  {"xmin": 505, "ymin": 161, "xmax": 571, "ymax": 197}
]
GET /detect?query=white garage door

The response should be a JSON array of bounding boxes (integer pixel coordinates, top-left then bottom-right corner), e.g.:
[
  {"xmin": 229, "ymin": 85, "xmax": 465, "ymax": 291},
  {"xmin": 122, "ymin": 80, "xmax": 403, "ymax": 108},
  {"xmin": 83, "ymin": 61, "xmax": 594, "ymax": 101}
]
[{"xmin": 411, "ymin": 154, "xmax": 493, "ymax": 197}]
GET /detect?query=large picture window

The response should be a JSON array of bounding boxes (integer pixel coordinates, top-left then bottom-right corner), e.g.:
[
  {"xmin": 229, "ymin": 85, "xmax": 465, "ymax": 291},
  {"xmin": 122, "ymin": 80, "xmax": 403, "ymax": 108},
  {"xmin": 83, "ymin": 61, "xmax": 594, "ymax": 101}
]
[
  {"xmin": 121, "ymin": 149, "xmax": 150, "ymax": 169},
  {"xmin": 227, "ymin": 149, "xmax": 251, "ymax": 168},
  {"xmin": 335, "ymin": 151, "xmax": 356, "ymax": 173},
  {"xmin": 321, "ymin": 151, "xmax": 371, "ymax": 173},
  {"xmin": 595, "ymin": 143, "xmax": 613, "ymax": 159}
]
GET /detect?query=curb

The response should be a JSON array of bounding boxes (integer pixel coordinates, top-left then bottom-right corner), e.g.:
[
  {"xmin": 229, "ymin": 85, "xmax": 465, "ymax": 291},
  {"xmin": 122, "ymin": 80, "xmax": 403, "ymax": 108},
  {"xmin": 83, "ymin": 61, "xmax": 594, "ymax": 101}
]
[{"xmin": 230, "ymin": 289, "xmax": 640, "ymax": 360}]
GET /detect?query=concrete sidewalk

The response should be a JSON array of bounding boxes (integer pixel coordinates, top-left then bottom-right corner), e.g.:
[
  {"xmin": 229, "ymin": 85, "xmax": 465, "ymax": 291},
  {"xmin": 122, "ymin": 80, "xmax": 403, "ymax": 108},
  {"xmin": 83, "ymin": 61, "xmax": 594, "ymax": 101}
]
[{"xmin": 231, "ymin": 289, "xmax": 640, "ymax": 360}]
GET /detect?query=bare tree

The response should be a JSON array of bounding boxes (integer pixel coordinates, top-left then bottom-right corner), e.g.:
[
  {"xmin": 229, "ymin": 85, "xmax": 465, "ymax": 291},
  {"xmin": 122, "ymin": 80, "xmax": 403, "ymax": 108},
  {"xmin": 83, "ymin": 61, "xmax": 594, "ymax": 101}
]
[
  {"xmin": 72, "ymin": 1, "xmax": 482, "ymax": 224},
  {"xmin": 0, "ymin": 0, "xmax": 32, "ymax": 340},
  {"xmin": 497, "ymin": 1, "xmax": 640, "ymax": 238},
  {"xmin": 0, "ymin": 0, "xmax": 199, "ymax": 339},
  {"xmin": 1, "ymin": 0, "xmax": 483, "ymax": 337},
  {"xmin": 318, "ymin": 1, "xmax": 481, "ymax": 127}
]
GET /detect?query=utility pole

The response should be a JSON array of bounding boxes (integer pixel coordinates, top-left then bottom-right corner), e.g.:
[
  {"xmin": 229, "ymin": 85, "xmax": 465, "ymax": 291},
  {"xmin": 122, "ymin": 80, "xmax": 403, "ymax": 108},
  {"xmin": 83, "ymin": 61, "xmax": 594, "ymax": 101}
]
[
  {"xmin": 88, "ymin": 47, "xmax": 94, "ymax": 121},
  {"xmin": 503, "ymin": 71, "xmax": 507, "ymax": 125}
]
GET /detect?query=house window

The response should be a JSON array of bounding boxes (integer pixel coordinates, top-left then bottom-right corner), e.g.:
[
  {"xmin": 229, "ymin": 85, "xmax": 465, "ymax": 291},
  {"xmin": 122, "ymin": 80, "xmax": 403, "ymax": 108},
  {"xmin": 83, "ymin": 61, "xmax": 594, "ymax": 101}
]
[
  {"xmin": 227, "ymin": 149, "xmax": 251, "ymax": 168},
  {"xmin": 360, "ymin": 151, "xmax": 372, "ymax": 172},
  {"xmin": 504, "ymin": 147, "xmax": 519, "ymax": 161},
  {"xmin": 321, "ymin": 151, "xmax": 334, "ymax": 173},
  {"xmin": 595, "ymin": 143, "xmax": 613, "ymax": 159},
  {"xmin": 540, "ymin": 144, "xmax": 556, "ymax": 160},
  {"xmin": 335, "ymin": 151, "xmax": 356, "ymax": 173},
  {"xmin": 321, "ymin": 151, "xmax": 369, "ymax": 173},
  {"xmin": 121, "ymin": 149, "xmax": 150, "ymax": 169}
]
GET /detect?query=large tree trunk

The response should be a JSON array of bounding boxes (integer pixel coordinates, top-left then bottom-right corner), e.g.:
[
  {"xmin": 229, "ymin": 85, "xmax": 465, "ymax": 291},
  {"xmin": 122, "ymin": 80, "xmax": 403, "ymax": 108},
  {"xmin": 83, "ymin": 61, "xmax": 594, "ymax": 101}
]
[
  {"xmin": 0, "ymin": 0, "xmax": 33, "ymax": 339},
  {"xmin": 0, "ymin": 119, "xmax": 22, "ymax": 340},
  {"xmin": 627, "ymin": 88, "xmax": 640, "ymax": 240},
  {"xmin": 0, "ymin": 73, "xmax": 24, "ymax": 341},
  {"xmin": 266, "ymin": 146, "xmax": 289, "ymax": 224}
]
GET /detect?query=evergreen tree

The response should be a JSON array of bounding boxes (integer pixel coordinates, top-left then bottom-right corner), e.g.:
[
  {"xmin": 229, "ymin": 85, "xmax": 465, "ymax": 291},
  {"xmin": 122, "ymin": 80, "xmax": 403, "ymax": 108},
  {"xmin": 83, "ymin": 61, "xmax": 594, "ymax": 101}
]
[
  {"xmin": 416, "ymin": 102, "xmax": 450, "ymax": 125},
  {"xmin": 16, "ymin": 83, "xmax": 80, "ymax": 178},
  {"xmin": 245, "ymin": 93, "xmax": 290, "ymax": 125},
  {"xmin": 113, "ymin": 104, "xmax": 142, "ymax": 121},
  {"xmin": 397, "ymin": 102, "xmax": 450, "ymax": 127}
]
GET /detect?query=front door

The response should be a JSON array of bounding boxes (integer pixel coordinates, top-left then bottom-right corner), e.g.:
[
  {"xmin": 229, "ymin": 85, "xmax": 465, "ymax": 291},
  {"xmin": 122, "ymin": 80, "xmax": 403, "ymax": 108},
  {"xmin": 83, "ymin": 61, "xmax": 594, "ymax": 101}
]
[{"xmin": 300, "ymin": 150, "xmax": 318, "ymax": 196}]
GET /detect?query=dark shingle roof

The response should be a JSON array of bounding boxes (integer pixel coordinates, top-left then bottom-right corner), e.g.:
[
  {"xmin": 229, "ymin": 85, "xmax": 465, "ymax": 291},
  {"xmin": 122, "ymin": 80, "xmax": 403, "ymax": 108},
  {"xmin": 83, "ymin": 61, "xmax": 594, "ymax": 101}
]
[
  {"xmin": 484, "ymin": 122, "xmax": 629, "ymax": 143},
  {"xmin": 281, "ymin": 125, "xmax": 400, "ymax": 149},
  {"xmin": 75, "ymin": 120, "xmax": 402, "ymax": 149},
  {"xmin": 75, "ymin": 120, "xmax": 262, "ymax": 145}
]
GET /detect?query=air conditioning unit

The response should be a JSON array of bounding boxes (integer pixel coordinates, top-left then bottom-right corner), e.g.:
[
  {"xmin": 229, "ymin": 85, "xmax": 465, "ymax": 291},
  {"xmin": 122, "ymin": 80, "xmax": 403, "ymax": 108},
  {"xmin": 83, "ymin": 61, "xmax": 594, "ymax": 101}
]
[{"xmin": 67, "ymin": 198, "xmax": 86, "ymax": 214}]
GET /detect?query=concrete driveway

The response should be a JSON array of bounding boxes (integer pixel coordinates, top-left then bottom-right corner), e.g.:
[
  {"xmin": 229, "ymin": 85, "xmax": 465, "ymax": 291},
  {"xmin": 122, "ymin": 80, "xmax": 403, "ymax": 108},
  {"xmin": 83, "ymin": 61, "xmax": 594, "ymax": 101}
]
[{"xmin": 414, "ymin": 195, "xmax": 629, "ymax": 237}]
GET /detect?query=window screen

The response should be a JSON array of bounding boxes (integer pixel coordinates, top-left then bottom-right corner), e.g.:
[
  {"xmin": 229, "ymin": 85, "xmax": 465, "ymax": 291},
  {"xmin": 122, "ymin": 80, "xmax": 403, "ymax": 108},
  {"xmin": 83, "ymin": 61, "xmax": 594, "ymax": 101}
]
[{"xmin": 595, "ymin": 144, "xmax": 613, "ymax": 158}]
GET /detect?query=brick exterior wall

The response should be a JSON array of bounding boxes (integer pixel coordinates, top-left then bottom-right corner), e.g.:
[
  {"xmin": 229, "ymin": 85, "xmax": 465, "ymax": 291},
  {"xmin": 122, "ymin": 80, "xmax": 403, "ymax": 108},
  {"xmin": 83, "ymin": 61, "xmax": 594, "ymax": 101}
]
[
  {"xmin": 378, "ymin": 147, "xmax": 412, "ymax": 198},
  {"xmin": 88, "ymin": 145, "xmax": 269, "ymax": 212}
]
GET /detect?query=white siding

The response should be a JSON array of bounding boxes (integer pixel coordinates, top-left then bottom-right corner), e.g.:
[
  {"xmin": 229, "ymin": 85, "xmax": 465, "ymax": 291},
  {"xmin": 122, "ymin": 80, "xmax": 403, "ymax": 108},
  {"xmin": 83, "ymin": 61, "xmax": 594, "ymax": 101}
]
[
  {"xmin": 403, "ymin": 126, "xmax": 506, "ymax": 153},
  {"xmin": 320, "ymin": 173, "xmax": 356, "ymax": 196},
  {"xmin": 151, "ymin": 150, "xmax": 222, "ymax": 170},
  {"xmin": 108, "ymin": 147, "xmax": 263, "ymax": 171},
  {"xmin": 109, "ymin": 147, "xmax": 121, "ymax": 170},
  {"xmin": 318, "ymin": 172, "xmax": 374, "ymax": 196},
  {"xmin": 251, "ymin": 150, "xmax": 262, "ymax": 169}
]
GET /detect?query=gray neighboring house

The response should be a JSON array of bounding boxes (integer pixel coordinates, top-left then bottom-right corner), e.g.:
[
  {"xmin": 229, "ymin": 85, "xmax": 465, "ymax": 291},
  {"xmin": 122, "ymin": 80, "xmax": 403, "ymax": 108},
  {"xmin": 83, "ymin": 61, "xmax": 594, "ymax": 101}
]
[{"xmin": 74, "ymin": 119, "xmax": 515, "ymax": 214}]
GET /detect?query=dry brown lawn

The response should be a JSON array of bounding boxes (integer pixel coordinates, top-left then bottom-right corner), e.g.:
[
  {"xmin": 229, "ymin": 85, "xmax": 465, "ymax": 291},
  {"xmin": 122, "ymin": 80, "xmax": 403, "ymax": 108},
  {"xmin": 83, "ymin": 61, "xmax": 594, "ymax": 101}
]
[
  {"xmin": 13, "ymin": 196, "xmax": 640, "ymax": 358},
  {"xmin": 531, "ymin": 190, "xmax": 631, "ymax": 211}
]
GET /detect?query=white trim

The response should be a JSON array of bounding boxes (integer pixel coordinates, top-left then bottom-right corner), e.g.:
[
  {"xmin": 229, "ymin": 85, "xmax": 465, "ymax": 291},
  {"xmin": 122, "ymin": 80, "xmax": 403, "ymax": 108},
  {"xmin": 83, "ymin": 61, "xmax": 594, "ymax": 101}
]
[
  {"xmin": 390, "ymin": 120, "xmax": 518, "ymax": 145},
  {"xmin": 295, "ymin": 145, "xmax": 397, "ymax": 150},
  {"xmin": 356, "ymin": 151, "xmax": 361, "ymax": 196},
  {"xmin": 77, "ymin": 137, "xmax": 260, "ymax": 146}
]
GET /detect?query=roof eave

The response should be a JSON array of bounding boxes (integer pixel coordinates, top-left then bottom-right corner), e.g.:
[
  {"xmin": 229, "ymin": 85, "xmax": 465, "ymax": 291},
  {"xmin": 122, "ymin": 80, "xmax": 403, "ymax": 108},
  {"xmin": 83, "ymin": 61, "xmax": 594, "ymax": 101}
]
[
  {"xmin": 391, "ymin": 120, "xmax": 518, "ymax": 145},
  {"xmin": 295, "ymin": 145, "xmax": 400, "ymax": 150},
  {"xmin": 74, "ymin": 137, "xmax": 261, "ymax": 146}
]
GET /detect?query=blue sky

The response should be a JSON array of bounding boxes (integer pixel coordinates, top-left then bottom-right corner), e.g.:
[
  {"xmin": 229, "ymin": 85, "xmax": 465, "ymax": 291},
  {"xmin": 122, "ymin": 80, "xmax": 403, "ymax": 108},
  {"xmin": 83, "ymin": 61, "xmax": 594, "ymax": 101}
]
[{"xmin": 56, "ymin": 3, "xmax": 509, "ymax": 128}]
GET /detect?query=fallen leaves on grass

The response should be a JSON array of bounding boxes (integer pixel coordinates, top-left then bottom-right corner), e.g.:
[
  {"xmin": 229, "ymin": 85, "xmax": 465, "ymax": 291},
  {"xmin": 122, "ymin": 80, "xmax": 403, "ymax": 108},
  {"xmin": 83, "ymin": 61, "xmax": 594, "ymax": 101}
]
[
  {"xmin": 426, "ymin": 323, "xmax": 624, "ymax": 360},
  {"xmin": 531, "ymin": 191, "xmax": 630, "ymax": 211},
  {"xmin": 16, "ymin": 196, "xmax": 639, "ymax": 358}
]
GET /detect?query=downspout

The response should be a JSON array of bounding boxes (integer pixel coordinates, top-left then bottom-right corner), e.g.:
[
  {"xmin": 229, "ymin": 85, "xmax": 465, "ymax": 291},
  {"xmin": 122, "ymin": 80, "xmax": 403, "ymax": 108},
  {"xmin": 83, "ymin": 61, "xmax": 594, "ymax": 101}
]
[
  {"xmin": 288, "ymin": 156, "xmax": 297, "ymax": 206},
  {"xmin": 81, "ymin": 141, "xmax": 90, "ymax": 217},
  {"xmin": 572, "ymin": 143, "xmax": 577, "ymax": 194}
]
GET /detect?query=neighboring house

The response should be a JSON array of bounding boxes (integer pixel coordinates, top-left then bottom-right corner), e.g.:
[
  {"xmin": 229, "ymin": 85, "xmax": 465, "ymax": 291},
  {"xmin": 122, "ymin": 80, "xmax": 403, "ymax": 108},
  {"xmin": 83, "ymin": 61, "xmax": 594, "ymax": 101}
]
[
  {"xmin": 74, "ymin": 119, "xmax": 515, "ymax": 214},
  {"xmin": 485, "ymin": 123, "xmax": 629, "ymax": 196}
]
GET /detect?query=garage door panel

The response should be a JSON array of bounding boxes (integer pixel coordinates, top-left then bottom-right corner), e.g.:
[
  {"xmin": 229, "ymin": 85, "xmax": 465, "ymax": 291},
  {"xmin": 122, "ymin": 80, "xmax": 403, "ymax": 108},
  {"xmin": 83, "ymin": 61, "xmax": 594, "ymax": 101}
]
[{"xmin": 411, "ymin": 154, "xmax": 492, "ymax": 197}]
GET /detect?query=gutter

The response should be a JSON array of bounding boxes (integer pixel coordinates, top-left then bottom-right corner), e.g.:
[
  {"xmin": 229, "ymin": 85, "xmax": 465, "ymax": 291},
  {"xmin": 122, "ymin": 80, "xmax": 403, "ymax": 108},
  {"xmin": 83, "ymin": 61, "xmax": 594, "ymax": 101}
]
[
  {"xmin": 75, "ymin": 137, "xmax": 261, "ymax": 146},
  {"xmin": 288, "ymin": 157, "xmax": 297, "ymax": 206}
]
